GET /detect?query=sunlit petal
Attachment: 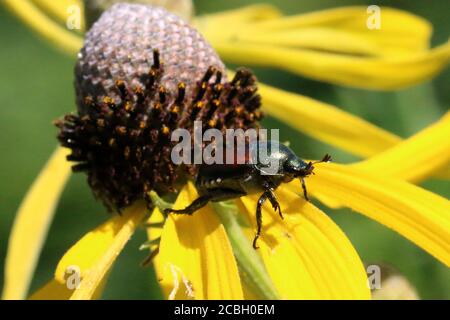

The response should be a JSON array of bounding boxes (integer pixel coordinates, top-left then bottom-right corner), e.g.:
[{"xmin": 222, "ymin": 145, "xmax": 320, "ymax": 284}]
[
  {"xmin": 3, "ymin": 0, "xmax": 82, "ymax": 54},
  {"xmin": 258, "ymin": 82, "xmax": 401, "ymax": 158},
  {"xmin": 233, "ymin": 28, "xmax": 385, "ymax": 57},
  {"xmin": 29, "ymin": 280, "xmax": 73, "ymax": 300},
  {"xmin": 2, "ymin": 147, "xmax": 71, "ymax": 300},
  {"xmin": 307, "ymin": 163, "xmax": 450, "ymax": 266},
  {"xmin": 239, "ymin": 188, "xmax": 370, "ymax": 299},
  {"xmin": 6, "ymin": 2, "xmax": 448, "ymax": 179},
  {"xmin": 194, "ymin": 3, "xmax": 281, "ymax": 31},
  {"xmin": 214, "ymin": 41, "xmax": 450, "ymax": 90},
  {"xmin": 259, "ymin": 83, "xmax": 450, "ymax": 180},
  {"xmin": 353, "ymin": 111, "xmax": 450, "ymax": 182},
  {"xmin": 48, "ymin": 202, "xmax": 146, "ymax": 300},
  {"xmin": 150, "ymin": 183, "xmax": 243, "ymax": 299},
  {"xmin": 29, "ymin": 277, "xmax": 107, "ymax": 300},
  {"xmin": 33, "ymin": 0, "xmax": 84, "ymax": 30},
  {"xmin": 200, "ymin": 5, "xmax": 450, "ymax": 89},
  {"xmin": 232, "ymin": 6, "xmax": 432, "ymax": 56}
]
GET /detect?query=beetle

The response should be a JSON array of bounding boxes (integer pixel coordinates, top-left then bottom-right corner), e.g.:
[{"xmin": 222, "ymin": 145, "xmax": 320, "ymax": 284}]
[{"xmin": 164, "ymin": 140, "xmax": 331, "ymax": 249}]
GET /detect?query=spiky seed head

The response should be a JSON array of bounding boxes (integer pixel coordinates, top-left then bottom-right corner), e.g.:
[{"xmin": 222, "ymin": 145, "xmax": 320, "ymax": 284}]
[
  {"xmin": 75, "ymin": 3, "xmax": 223, "ymax": 113},
  {"xmin": 83, "ymin": 0, "xmax": 194, "ymax": 28},
  {"xmin": 56, "ymin": 3, "xmax": 263, "ymax": 211}
]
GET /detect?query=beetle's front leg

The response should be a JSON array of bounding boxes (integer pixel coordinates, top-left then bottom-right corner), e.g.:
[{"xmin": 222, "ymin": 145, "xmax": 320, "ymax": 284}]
[
  {"xmin": 253, "ymin": 185, "xmax": 283, "ymax": 249},
  {"xmin": 262, "ymin": 181, "xmax": 283, "ymax": 219},
  {"xmin": 253, "ymin": 193, "xmax": 267, "ymax": 249},
  {"xmin": 266, "ymin": 188, "xmax": 283, "ymax": 220},
  {"xmin": 301, "ymin": 177, "xmax": 310, "ymax": 201}
]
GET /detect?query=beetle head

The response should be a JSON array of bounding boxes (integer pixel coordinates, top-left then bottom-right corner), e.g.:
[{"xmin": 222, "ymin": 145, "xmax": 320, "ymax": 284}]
[
  {"xmin": 283, "ymin": 157, "xmax": 312, "ymax": 178},
  {"xmin": 298, "ymin": 161, "xmax": 315, "ymax": 177},
  {"xmin": 283, "ymin": 153, "xmax": 331, "ymax": 180},
  {"xmin": 250, "ymin": 140, "xmax": 331, "ymax": 180}
]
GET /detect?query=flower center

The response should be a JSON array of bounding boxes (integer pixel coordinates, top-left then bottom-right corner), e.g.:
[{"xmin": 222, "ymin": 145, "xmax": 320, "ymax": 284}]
[{"xmin": 56, "ymin": 3, "xmax": 263, "ymax": 211}]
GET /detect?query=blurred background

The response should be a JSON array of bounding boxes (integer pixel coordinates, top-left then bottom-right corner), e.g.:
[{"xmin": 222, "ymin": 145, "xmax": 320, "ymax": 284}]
[{"xmin": 0, "ymin": 0, "xmax": 449, "ymax": 299}]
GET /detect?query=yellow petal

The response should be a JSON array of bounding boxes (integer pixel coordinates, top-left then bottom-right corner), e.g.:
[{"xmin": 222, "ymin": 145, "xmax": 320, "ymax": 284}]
[
  {"xmin": 353, "ymin": 111, "xmax": 450, "ymax": 182},
  {"xmin": 238, "ymin": 187, "xmax": 370, "ymax": 299},
  {"xmin": 194, "ymin": 4, "xmax": 281, "ymax": 32},
  {"xmin": 200, "ymin": 5, "xmax": 449, "ymax": 89},
  {"xmin": 29, "ymin": 277, "xmax": 107, "ymax": 300},
  {"xmin": 437, "ymin": 168, "xmax": 450, "ymax": 179},
  {"xmin": 258, "ymin": 82, "xmax": 401, "ymax": 158},
  {"xmin": 150, "ymin": 183, "xmax": 243, "ymax": 299},
  {"xmin": 307, "ymin": 163, "xmax": 450, "ymax": 266},
  {"xmin": 2, "ymin": 147, "xmax": 71, "ymax": 300},
  {"xmin": 6, "ymin": 1, "xmax": 448, "ymax": 178},
  {"xmin": 199, "ymin": 6, "xmax": 432, "ymax": 58},
  {"xmin": 33, "ymin": 0, "xmax": 85, "ymax": 30},
  {"xmin": 235, "ymin": 6, "xmax": 432, "ymax": 56},
  {"xmin": 258, "ymin": 82, "xmax": 450, "ymax": 180},
  {"xmin": 231, "ymin": 28, "xmax": 385, "ymax": 57},
  {"xmin": 29, "ymin": 280, "xmax": 73, "ymax": 300},
  {"xmin": 3, "ymin": 0, "xmax": 83, "ymax": 54},
  {"xmin": 213, "ymin": 40, "xmax": 450, "ymax": 90},
  {"xmin": 52, "ymin": 202, "xmax": 146, "ymax": 299}
]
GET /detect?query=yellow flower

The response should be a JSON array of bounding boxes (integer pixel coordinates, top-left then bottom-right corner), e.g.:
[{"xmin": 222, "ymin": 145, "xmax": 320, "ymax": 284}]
[
  {"xmin": 2, "ymin": 1, "xmax": 450, "ymax": 300},
  {"xmin": 196, "ymin": 4, "xmax": 450, "ymax": 90},
  {"xmin": 4, "ymin": 0, "xmax": 450, "ymax": 162}
]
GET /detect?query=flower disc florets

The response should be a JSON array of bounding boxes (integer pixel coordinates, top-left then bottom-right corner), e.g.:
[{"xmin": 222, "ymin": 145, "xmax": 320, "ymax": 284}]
[{"xmin": 55, "ymin": 3, "xmax": 263, "ymax": 210}]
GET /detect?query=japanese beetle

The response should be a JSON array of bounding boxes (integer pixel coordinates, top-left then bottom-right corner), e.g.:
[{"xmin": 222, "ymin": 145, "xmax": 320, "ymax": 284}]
[{"xmin": 165, "ymin": 140, "xmax": 331, "ymax": 249}]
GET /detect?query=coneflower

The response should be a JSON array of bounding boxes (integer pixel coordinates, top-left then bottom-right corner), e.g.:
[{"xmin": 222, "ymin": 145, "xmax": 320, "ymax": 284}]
[
  {"xmin": 56, "ymin": 4, "xmax": 262, "ymax": 210},
  {"xmin": 2, "ymin": 1, "xmax": 449, "ymax": 301}
]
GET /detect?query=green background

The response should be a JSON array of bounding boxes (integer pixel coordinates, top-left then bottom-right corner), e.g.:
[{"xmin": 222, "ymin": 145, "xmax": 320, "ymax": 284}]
[{"xmin": 0, "ymin": 0, "xmax": 448, "ymax": 299}]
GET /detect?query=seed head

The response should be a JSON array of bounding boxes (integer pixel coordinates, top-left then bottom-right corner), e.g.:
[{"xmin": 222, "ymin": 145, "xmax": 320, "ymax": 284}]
[
  {"xmin": 56, "ymin": 3, "xmax": 263, "ymax": 211},
  {"xmin": 75, "ymin": 3, "xmax": 223, "ymax": 112}
]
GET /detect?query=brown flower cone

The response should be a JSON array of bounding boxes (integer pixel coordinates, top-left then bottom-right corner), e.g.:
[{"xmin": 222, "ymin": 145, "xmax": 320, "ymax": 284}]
[{"xmin": 56, "ymin": 3, "xmax": 263, "ymax": 211}]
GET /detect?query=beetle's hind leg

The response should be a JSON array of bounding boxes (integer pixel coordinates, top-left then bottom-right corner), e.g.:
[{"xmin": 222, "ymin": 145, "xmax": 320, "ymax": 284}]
[
  {"xmin": 140, "ymin": 237, "xmax": 161, "ymax": 267},
  {"xmin": 141, "ymin": 245, "xmax": 160, "ymax": 267},
  {"xmin": 164, "ymin": 195, "xmax": 212, "ymax": 215},
  {"xmin": 164, "ymin": 188, "xmax": 245, "ymax": 216}
]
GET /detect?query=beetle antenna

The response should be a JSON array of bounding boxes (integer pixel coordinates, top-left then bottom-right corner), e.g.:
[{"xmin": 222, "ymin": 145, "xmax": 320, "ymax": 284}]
[{"xmin": 314, "ymin": 153, "xmax": 332, "ymax": 164}]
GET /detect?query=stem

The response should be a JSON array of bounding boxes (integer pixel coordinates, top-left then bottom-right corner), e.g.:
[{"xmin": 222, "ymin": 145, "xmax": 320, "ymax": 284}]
[
  {"xmin": 212, "ymin": 201, "xmax": 279, "ymax": 300},
  {"xmin": 148, "ymin": 190, "xmax": 279, "ymax": 299},
  {"xmin": 147, "ymin": 191, "xmax": 173, "ymax": 213}
]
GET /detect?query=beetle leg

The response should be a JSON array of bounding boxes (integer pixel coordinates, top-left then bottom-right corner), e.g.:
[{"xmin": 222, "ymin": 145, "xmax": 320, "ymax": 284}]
[
  {"xmin": 141, "ymin": 245, "xmax": 160, "ymax": 267},
  {"xmin": 266, "ymin": 189, "xmax": 283, "ymax": 220},
  {"xmin": 253, "ymin": 193, "xmax": 268, "ymax": 249},
  {"xmin": 164, "ymin": 194, "xmax": 212, "ymax": 215},
  {"xmin": 261, "ymin": 180, "xmax": 283, "ymax": 219},
  {"xmin": 140, "ymin": 238, "xmax": 161, "ymax": 267},
  {"xmin": 164, "ymin": 188, "xmax": 245, "ymax": 215},
  {"xmin": 301, "ymin": 177, "xmax": 310, "ymax": 201}
]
